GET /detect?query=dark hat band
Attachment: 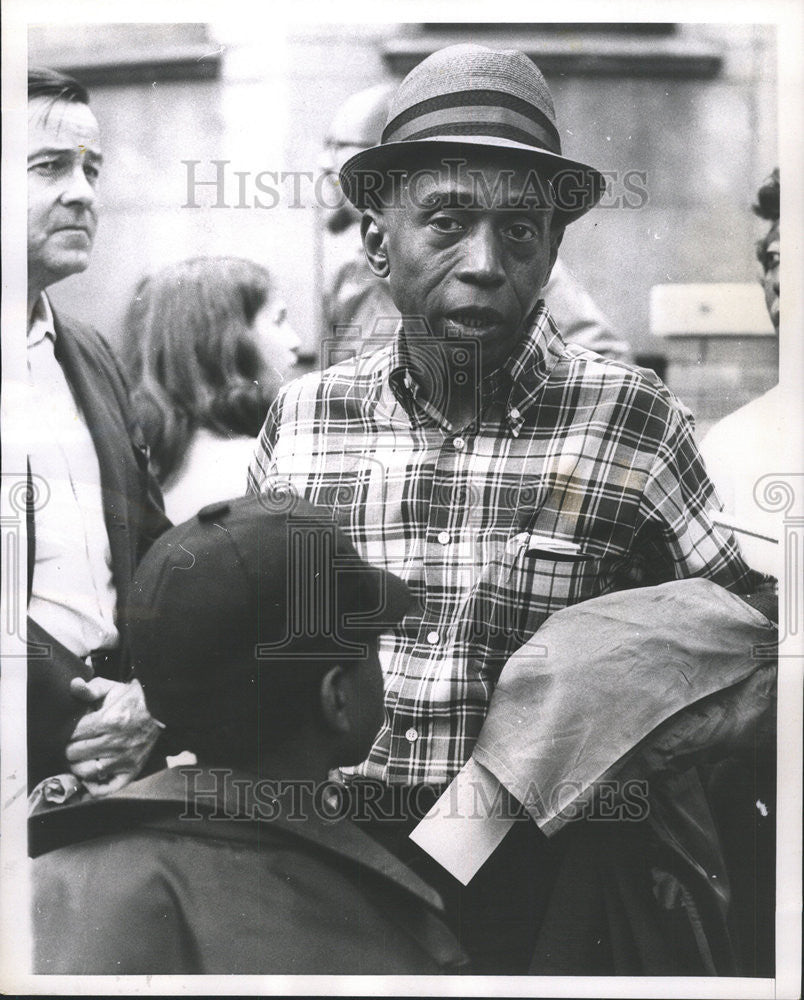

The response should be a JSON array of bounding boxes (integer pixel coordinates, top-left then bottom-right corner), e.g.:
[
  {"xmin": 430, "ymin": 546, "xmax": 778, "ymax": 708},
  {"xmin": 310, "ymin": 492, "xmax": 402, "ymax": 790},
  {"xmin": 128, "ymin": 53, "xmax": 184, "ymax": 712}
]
[
  {"xmin": 339, "ymin": 45, "xmax": 606, "ymax": 225},
  {"xmin": 388, "ymin": 120, "xmax": 558, "ymax": 153},
  {"xmin": 383, "ymin": 89, "xmax": 562, "ymax": 156}
]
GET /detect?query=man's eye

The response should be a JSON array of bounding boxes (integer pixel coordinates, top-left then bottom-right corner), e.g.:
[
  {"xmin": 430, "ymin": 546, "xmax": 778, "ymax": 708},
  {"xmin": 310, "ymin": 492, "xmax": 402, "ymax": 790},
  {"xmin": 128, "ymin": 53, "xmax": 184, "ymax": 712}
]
[
  {"xmin": 505, "ymin": 222, "xmax": 537, "ymax": 242},
  {"xmin": 30, "ymin": 160, "xmax": 60, "ymax": 176},
  {"xmin": 429, "ymin": 215, "xmax": 462, "ymax": 234},
  {"xmin": 764, "ymin": 252, "xmax": 780, "ymax": 271},
  {"xmin": 84, "ymin": 164, "xmax": 100, "ymax": 184}
]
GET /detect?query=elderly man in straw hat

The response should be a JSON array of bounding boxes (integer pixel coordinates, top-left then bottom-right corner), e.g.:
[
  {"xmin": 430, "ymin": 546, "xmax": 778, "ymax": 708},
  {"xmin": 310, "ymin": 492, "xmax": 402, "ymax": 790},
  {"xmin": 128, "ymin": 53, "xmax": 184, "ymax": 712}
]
[
  {"xmin": 249, "ymin": 45, "xmax": 762, "ymax": 972},
  {"xmin": 318, "ymin": 81, "xmax": 629, "ymax": 359}
]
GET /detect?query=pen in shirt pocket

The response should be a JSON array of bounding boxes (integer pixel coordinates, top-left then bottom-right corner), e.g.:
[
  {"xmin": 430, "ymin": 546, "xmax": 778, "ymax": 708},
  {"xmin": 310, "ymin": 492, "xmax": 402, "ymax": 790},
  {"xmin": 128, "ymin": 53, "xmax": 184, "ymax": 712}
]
[{"xmin": 507, "ymin": 531, "xmax": 590, "ymax": 561}]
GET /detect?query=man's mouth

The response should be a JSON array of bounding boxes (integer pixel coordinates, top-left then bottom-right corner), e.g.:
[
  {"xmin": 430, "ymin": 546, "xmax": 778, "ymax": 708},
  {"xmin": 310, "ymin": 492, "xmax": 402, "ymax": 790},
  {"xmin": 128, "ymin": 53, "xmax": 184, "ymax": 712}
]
[{"xmin": 444, "ymin": 307, "xmax": 505, "ymax": 330}]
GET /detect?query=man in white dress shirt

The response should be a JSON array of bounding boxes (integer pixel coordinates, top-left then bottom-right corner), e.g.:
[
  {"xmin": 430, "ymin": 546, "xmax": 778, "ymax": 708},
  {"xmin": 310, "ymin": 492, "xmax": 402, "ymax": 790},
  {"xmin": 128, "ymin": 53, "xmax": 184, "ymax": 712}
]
[{"xmin": 26, "ymin": 67, "xmax": 170, "ymax": 795}]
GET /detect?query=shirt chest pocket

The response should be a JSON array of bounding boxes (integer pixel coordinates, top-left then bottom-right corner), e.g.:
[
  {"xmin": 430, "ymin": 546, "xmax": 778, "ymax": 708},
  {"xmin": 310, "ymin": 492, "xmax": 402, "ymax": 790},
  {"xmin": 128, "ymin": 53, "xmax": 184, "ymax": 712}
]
[{"xmin": 475, "ymin": 527, "xmax": 622, "ymax": 643}]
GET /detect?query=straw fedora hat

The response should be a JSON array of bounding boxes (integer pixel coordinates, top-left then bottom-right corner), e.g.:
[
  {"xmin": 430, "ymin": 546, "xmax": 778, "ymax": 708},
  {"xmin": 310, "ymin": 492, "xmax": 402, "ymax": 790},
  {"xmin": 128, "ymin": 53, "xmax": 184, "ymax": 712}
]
[{"xmin": 340, "ymin": 44, "xmax": 606, "ymax": 226}]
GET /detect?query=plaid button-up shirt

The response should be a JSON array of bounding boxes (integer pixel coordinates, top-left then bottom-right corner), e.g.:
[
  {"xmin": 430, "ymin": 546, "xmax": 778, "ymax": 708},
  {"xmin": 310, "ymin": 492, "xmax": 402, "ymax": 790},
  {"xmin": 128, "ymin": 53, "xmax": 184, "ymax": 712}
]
[{"xmin": 247, "ymin": 304, "xmax": 758, "ymax": 786}]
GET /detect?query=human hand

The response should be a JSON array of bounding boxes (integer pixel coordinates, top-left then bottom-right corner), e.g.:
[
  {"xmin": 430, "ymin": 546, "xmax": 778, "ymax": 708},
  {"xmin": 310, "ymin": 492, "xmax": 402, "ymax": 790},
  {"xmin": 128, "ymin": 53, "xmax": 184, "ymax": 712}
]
[{"xmin": 66, "ymin": 677, "xmax": 160, "ymax": 796}]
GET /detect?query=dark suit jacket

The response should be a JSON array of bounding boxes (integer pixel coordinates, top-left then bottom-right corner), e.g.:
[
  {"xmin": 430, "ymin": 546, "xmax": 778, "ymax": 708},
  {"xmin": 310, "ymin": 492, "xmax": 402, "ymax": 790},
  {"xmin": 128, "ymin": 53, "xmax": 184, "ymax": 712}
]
[
  {"xmin": 30, "ymin": 766, "xmax": 467, "ymax": 975},
  {"xmin": 27, "ymin": 310, "xmax": 171, "ymax": 783}
]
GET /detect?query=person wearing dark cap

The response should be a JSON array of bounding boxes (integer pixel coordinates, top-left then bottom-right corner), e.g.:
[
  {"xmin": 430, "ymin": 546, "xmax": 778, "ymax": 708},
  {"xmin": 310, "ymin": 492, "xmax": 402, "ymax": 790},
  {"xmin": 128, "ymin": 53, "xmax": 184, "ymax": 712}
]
[
  {"xmin": 248, "ymin": 44, "xmax": 761, "ymax": 972},
  {"xmin": 30, "ymin": 494, "xmax": 466, "ymax": 975}
]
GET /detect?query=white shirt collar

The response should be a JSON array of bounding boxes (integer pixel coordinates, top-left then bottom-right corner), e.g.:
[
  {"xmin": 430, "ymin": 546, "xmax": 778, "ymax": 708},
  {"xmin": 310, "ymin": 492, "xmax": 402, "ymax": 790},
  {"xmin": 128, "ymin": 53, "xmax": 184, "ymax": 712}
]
[{"xmin": 28, "ymin": 292, "xmax": 56, "ymax": 348}]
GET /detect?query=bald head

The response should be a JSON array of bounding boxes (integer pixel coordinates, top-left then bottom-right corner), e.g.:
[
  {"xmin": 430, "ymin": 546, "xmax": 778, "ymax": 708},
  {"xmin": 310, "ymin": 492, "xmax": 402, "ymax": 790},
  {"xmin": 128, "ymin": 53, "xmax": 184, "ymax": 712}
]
[
  {"xmin": 322, "ymin": 82, "xmax": 397, "ymax": 233},
  {"xmin": 327, "ymin": 82, "xmax": 396, "ymax": 152}
]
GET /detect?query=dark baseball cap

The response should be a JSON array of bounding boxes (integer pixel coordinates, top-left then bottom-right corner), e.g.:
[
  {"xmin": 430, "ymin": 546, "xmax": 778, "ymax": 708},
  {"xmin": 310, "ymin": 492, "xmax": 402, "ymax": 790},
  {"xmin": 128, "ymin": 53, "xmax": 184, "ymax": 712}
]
[{"xmin": 129, "ymin": 493, "xmax": 413, "ymax": 730}]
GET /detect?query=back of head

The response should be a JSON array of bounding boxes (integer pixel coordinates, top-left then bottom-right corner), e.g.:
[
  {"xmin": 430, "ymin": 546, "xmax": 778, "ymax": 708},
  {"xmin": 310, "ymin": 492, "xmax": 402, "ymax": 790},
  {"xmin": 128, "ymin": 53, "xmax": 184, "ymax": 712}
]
[
  {"xmin": 323, "ymin": 83, "xmax": 397, "ymax": 234},
  {"xmin": 328, "ymin": 82, "xmax": 397, "ymax": 150},
  {"xmin": 129, "ymin": 494, "xmax": 413, "ymax": 771},
  {"xmin": 122, "ymin": 256, "xmax": 277, "ymax": 483}
]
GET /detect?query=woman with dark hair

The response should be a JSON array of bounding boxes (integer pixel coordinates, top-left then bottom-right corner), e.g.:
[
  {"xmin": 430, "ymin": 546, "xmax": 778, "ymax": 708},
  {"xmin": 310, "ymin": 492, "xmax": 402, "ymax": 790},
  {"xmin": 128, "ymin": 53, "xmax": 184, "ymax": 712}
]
[{"xmin": 122, "ymin": 256, "xmax": 300, "ymax": 522}]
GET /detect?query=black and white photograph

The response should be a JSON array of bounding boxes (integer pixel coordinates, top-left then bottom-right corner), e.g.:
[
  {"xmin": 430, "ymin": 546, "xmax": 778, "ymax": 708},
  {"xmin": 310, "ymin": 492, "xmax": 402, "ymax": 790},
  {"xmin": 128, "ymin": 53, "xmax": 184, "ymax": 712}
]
[{"xmin": 1, "ymin": 0, "xmax": 802, "ymax": 995}]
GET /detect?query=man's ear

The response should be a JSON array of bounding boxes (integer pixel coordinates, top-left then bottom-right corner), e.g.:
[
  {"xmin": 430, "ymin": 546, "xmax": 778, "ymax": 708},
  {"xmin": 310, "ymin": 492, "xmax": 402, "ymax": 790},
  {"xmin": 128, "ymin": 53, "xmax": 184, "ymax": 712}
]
[
  {"xmin": 542, "ymin": 220, "xmax": 565, "ymax": 286},
  {"xmin": 319, "ymin": 665, "xmax": 350, "ymax": 735},
  {"xmin": 361, "ymin": 210, "xmax": 390, "ymax": 278},
  {"xmin": 548, "ymin": 221, "xmax": 565, "ymax": 270}
]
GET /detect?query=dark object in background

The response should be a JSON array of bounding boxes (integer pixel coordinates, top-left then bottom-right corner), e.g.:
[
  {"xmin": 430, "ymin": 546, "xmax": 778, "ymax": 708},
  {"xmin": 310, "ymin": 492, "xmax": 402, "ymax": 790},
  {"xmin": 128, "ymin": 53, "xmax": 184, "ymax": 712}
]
[
  {"xmin": 27, "ymin": 620, "xmax": 94, "ymax": 788},
  {"xmin": 705, "ymin": 587, "xmax": 777, "ymax": 978},
  {"xmin": 634, "ymin": 352, "xmax": 668, "ymax": 382}
]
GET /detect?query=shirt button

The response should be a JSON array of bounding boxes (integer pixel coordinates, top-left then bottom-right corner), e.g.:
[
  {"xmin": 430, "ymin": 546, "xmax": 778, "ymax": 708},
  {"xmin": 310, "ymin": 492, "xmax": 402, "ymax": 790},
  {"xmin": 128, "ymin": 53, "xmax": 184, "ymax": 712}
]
[
  {"xmin": 510, "ymin": 407, "xmax": 521, "ymax": 420},
  {"xmin": 437, "ymin": 530, "xmax": 450, "ymax": 545},
  {"xmin": 453, "ymin": 437, "xmax": 465, "ymax": 450},
  {"xmin": 426, "ymin": 630, "xmax": 439, "ymax": 645},
  {"xmin": 405, "ymin": 727, "xmax": 419, "ymax": 743}
]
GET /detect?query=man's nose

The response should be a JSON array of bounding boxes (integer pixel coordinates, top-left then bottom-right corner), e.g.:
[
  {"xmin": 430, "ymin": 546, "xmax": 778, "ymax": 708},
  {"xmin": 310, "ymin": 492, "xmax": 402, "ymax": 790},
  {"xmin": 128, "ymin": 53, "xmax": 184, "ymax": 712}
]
[
  {"xmin": 59, "ymin": 162, "xmax": 96, "ymax": 207},
  {"xmin": 283, "ymin": 321, "xmax": 302, "ymax": 353},
  {"xmin": 457, "ymin": 221, "xmax": 505, "ymax": 287}
]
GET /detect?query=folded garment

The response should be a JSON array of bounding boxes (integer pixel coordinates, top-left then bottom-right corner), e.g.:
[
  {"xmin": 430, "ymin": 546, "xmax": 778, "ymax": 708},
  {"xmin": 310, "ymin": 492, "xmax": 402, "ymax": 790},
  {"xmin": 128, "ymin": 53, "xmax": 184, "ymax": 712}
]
[{"xmin": 472, "ymin": 577, "xmax": 776, "ymax": 836}]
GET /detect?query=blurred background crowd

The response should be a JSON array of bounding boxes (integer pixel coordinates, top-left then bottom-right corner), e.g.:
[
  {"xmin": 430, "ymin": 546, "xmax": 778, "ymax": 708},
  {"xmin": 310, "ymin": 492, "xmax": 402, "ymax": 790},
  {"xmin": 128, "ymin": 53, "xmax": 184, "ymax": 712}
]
[
  {"xmin": 30, "ymin": 20, "xmax": 778, "ymax": 445},
  {"xmin": 19, "ymin": 22, "xmax": 788, "ymax": 979}
]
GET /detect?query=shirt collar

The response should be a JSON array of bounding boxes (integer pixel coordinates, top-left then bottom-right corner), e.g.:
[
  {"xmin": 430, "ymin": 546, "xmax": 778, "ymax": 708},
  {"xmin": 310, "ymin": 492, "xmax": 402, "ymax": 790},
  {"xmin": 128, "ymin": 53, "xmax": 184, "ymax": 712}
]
[
  {"xmin": 388, "ymin": 320, "xmax": 443, "ymax": 429},
  {"xmin": 28, "ymin": 292, "xmax": 56, "ymax": 349},
  {"xmin": 500, "ymin": 301, "xmax": 567, "ymax": 434},
  {"xmin": 387, "ymin": 301, "xmax": 566, "ymax": 434}
]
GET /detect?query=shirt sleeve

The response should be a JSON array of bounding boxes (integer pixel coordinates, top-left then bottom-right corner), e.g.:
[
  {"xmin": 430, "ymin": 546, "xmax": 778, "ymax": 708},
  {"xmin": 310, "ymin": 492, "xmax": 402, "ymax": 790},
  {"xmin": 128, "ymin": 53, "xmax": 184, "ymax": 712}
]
[
  {"xmin": 246, "ymin": 389, "xmax": 285, "ymax": 496},
  {"xmin": 635, "ymin": 397, "xmax": 763, "ymax": 592},
  {"xmin": 697, "ymin": 419, "xmax": 738, "ymax": 516}
]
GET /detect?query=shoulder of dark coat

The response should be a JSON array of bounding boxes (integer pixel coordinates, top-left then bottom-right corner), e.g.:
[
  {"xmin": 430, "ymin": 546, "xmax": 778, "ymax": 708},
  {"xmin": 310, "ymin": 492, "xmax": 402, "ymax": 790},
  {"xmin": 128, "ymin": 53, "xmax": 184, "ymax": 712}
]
[
  {"xmin": 52, "ymin": 308, "xmax": 116, "ymax": 360},
  {"xmin": 29, "ymin": 767, "xmax": 445, "ymax": 913},
  {"xmin": 51, "ymin": 307, "xmax": 145, "ymax": 440}
]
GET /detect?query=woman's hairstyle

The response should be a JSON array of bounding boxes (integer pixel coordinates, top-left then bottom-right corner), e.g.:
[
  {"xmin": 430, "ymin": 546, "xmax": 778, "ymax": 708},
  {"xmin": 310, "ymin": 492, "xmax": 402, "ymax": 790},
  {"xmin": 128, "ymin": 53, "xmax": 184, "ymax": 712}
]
[
  {"xmin": 752, "ymin": 168, "xmax": 780, "ymax": 267},
  {"xmin": 122, "ymin": 256, "xmax": 280, "ymax": 484},
  {"xmin": 753, "ymin": 167, "xmax": 779, "ymax": 223}
]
